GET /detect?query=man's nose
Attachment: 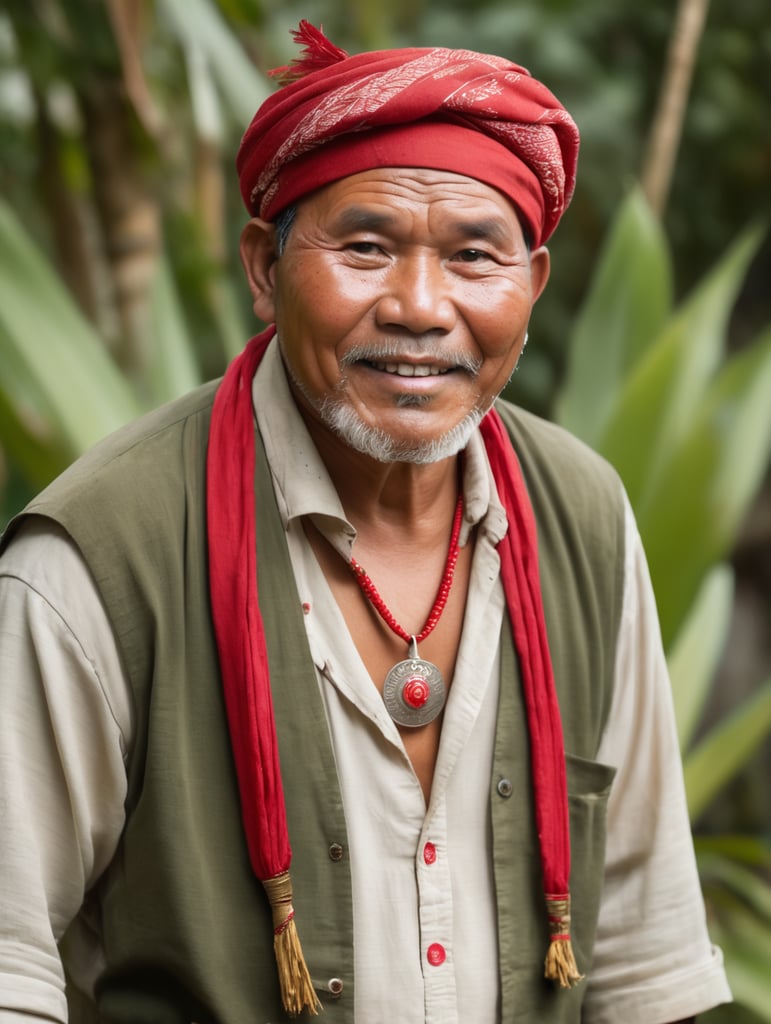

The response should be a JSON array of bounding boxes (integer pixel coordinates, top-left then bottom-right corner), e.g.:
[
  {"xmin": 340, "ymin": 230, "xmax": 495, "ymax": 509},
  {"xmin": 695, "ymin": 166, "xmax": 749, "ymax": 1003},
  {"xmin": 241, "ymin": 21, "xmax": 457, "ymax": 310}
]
[{"xmin": 375, "ymin": 254, "xmax": 456, "ymax": 334}]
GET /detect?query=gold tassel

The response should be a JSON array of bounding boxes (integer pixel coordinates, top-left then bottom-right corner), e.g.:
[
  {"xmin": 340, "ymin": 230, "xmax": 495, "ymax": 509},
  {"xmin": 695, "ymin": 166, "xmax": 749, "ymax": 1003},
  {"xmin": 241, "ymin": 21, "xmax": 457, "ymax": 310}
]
[
  {"xmin": 263, "ymin": 871, "xmax": 321, "ymax": 1016},
  {"xmin": 543, "ymin": 895, "xmax": 584, "ymax": 989}
]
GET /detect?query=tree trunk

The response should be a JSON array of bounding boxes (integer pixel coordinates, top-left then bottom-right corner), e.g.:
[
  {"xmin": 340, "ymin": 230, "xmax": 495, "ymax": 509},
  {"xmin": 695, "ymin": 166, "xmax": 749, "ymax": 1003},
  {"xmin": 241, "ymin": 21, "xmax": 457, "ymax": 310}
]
[{"xmin": 79, "ymin": 79, "xmax": 161, "ymax": 383}]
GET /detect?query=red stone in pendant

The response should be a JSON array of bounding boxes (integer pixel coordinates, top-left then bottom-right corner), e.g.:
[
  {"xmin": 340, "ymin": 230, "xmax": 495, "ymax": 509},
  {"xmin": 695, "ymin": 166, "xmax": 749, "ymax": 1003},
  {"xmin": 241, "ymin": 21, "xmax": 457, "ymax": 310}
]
[
  {"xmin": 383, "ymin": 655, "xmax": 446, "ymax": 727},
  {"xmin": 402, "ymin": 676, "xmax": 430, "ymax": 709}
]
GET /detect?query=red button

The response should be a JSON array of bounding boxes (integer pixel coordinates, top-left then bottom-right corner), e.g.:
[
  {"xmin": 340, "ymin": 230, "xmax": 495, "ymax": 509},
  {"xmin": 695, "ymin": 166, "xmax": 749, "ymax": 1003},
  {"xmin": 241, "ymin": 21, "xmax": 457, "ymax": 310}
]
[
  {"xmin": 423, "ymin": 842, "xmax": 437, "ymax": 865},
  {"xmin": 427, "ymin": 943, "xmax": 446, "ymax": 966}
]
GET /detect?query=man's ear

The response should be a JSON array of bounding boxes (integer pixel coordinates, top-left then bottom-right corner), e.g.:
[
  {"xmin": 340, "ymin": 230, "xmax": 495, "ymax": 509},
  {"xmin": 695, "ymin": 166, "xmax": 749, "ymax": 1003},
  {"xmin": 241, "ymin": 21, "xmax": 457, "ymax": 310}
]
[
  {"xmin": 240, "ymin": 218, "xmax": 279, "ymax": 323},
  {"xmin": 529, "ymin": 246, "xmax": 551, "ymax": 304}
]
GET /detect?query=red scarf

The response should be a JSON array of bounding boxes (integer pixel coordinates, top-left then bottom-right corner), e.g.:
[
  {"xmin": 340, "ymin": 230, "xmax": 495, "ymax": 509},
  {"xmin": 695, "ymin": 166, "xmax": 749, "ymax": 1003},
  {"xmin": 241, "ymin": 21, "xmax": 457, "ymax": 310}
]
[{"xmin": 207, "ymin": 328, "xmax": 581, "ymax": 1016}]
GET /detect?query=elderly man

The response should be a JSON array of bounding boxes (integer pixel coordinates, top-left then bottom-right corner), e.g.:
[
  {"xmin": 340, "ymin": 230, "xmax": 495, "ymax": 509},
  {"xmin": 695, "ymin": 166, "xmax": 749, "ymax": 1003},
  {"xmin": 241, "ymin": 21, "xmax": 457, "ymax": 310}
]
[{"xmin": 0, "ymin": 22, "xmax": 730, "ymax": 1024}]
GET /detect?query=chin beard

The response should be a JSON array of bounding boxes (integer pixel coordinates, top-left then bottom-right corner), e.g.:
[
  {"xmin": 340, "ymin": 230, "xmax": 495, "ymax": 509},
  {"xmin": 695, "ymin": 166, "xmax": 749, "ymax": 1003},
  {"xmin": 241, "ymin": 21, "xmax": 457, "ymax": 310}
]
[{"xmin": 317, "ymin": 399, "xmax": 484, "ymax": 464}]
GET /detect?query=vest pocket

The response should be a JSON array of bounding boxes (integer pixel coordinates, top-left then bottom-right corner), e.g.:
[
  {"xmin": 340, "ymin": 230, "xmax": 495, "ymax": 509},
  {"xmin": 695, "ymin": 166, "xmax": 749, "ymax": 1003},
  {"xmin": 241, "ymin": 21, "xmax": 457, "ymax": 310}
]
[
  {"xmin": 565, "ymin": 751, "xmax": 616, "ymax": 984},
  {"xmin": 565, "ymin": 751, "xmax": 615, "ymax": 800}
]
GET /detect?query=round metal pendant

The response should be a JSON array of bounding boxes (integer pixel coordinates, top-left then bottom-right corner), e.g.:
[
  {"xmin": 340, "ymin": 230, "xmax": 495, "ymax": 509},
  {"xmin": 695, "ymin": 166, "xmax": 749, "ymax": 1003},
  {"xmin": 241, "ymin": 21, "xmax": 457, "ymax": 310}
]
[{"xmin": 383, "ymin": 656, "xmax": 447, "ymax": 728}]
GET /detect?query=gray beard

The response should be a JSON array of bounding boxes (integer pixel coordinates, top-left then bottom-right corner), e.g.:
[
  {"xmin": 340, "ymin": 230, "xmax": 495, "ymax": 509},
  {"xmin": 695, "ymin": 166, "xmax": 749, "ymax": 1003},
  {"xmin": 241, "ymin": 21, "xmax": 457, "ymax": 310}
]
[
  {"xmin": 278, "ymin": 334, "xmax": 510, "ymax": 463},
  {"xmin": 316, "ymin": 398, "xmax": 484, "ymax": 464},
  {"xmin": 281, "ymin": 357, "xmax": 486, "ymax": 465}
]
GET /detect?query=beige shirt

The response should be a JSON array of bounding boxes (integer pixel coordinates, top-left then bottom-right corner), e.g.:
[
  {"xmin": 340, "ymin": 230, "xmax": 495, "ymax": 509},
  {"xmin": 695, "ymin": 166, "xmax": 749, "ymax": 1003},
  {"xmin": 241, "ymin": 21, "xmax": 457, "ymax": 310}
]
[{"xmin": 0, "ymin": 342, "xmax": 731, "ymax": 1022}]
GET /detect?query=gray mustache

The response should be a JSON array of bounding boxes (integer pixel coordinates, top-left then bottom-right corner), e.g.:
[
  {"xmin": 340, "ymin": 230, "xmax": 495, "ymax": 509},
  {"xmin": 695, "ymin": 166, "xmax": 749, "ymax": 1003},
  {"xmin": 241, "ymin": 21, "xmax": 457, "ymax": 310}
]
[{"xmin": 340, "ymin": 343, "xmax": 482, "ymax": 375}]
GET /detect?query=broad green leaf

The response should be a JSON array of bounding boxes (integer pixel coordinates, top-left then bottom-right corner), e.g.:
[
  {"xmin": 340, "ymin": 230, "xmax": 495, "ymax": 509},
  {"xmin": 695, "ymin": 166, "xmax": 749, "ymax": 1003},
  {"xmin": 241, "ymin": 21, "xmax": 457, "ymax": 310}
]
[
  {"xmin": 698, "ymin": 853, "xmax": 771, "ymax": 922},
  {"xmin": 638, "ymin": 327, "xmax": 771, "ymax": 645},
  {"xmin": 184, "ymin": 36, "xmax": 226, "ymax": 144},
  {"xmin": 684, "ymin": 679, "xmax": 771, "ymax": 822},
  {"xmin": 597, "ymin": 224, "xmax": 765, "ymax": 512},
  {"xmin": 667, "ymin": 564, "xmax": 734, "ymax": 752},
  {"xmin": 147, "ymin": 255, "xmax": 203, "ymax": 404},
  {"xmin": 158, "ymin": 0, "xmax": 272, "ymax": 127},
  {"xmin": 695, "ymin": 834, "xmax": 771, "ymax": 870},
  {"xmin": 556, "ymin": 188, "xmax": 672, "ymax": 445},
  {"xmin": 0, "ymin": 199, "xmax": 142, "ymax": 456},
  {"xmin": 707, "ymin": 905, "xmax": 771, "ymax": 1023},
  {"xmin": 0, "ymin": 378, "xmax": 70, "ymax": 492},
  {"xmin": 700, "ymin": 1006, "xmax": 768, "ymax": 1024},
  {"xmin": 708, "ymin": 323, "xmax": 771, "ymax": 542},
  {"xmin": 209, "ymin": 276, "xmax": 250, "ymax": 362}
]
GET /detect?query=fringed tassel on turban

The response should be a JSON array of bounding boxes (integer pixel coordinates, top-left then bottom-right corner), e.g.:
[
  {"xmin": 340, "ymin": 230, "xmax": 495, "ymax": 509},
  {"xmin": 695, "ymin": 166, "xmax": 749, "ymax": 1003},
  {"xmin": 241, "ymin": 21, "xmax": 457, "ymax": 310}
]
[{"xmin": 270, "ymin": 20, "xmax": 349, "ymax": 84}]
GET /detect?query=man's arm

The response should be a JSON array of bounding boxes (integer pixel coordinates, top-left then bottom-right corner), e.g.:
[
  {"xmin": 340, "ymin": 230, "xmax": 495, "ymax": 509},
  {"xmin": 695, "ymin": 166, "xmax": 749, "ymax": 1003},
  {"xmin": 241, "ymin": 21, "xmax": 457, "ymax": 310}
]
[
  {"xmin": 583, "ymin": 496, "xmax": 732, "ymax": 1022},
  {"xmin": 0, "ymin": 521, "xmax": 129, "ymax": 1018}
]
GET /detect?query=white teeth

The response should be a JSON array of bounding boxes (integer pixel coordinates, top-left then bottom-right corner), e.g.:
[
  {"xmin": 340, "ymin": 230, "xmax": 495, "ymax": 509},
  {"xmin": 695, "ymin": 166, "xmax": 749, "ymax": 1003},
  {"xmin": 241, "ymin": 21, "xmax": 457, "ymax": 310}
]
[{"xmin": 373, "ymin": 361, "xmax": 446, "ymax": 377}]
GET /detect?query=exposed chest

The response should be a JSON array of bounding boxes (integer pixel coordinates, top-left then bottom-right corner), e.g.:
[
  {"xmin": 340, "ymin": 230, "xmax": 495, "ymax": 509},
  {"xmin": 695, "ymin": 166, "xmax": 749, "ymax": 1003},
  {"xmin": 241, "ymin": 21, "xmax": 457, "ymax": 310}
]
[{"xmin": 305, "ymin": 524, "xmax": 475, "ymax": 802}]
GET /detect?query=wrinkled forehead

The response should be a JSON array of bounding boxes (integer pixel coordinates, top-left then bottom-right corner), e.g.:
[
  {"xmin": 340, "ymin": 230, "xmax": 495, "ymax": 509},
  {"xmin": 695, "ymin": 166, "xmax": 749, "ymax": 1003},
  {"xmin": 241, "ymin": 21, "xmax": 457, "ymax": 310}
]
[{"xmin": 289, "ymin": 166, "xmax": 531, "ymax": 247}]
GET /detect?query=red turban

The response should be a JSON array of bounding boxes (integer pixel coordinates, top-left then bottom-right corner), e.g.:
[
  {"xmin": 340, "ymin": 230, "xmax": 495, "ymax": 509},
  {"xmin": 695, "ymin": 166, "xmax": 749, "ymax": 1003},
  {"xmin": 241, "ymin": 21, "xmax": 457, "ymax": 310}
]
[{"xmin": 237, "ymin": 22, "xmax": 579, "ymax": 247}]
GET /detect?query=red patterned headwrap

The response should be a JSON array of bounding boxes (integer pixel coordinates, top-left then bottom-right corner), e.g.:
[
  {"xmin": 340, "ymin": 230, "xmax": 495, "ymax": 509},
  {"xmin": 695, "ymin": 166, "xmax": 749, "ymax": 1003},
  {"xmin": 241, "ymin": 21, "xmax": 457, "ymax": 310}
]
[{"xmin": 237, "ymin": 21, "xmax": 579, "ymax": 247}]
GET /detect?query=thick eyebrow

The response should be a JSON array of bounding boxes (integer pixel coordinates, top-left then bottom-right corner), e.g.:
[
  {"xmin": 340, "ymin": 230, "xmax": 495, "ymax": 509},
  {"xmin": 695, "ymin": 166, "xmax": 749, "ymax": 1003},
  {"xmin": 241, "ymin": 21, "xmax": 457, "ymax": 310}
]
[
  {"xmin": 449, "ymin": 217, "xmax": 514, "ymax": 249},
  {"xmin": 332, "ymin": 207, "xmax": 397, "ymax": 234},
  {"xmin": 330, "ymin": 207, "xmax": 517, "ymax": 249}
]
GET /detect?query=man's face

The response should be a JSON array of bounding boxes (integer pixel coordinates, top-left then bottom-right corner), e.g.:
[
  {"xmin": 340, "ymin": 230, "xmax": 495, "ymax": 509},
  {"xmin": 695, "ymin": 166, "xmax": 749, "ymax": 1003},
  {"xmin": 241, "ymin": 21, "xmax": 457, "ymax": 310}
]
[{"xmin": 242, "ymin": 167, "xmax": 550, "ymax": 462}]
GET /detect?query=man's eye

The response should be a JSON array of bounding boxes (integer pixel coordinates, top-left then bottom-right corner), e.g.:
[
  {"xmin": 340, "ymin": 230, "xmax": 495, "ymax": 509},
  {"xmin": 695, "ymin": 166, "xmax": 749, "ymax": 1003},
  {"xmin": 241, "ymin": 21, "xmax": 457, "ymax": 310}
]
[
  {"xmin": 455, "ymin": 249, "xmax": 488, "ymax": 262},
  {"xmin": 347, "ymin": 241, "xmax": 381, "ymax": 254}
]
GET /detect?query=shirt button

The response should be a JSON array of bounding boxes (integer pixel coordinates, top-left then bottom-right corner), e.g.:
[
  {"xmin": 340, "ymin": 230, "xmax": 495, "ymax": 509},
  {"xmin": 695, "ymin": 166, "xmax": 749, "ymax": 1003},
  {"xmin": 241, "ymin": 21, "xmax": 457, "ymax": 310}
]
[
  {"xmin": 497, "ymin": 777, "xmax": 513, "ymax": 798},
  {"xmin": 426, "ymin": 943, "xmax": 446, "ymax": 966},
  {"xmin": 328, "ymin": 843, "xmax": 344, "ymax": 861},
  {"xmin": 328, "ymin": 977, "xmax": 344, "ymax": 997},
  {"xmin": 423, "ymin": 841, "xmax": 437, "ymax": 865}
]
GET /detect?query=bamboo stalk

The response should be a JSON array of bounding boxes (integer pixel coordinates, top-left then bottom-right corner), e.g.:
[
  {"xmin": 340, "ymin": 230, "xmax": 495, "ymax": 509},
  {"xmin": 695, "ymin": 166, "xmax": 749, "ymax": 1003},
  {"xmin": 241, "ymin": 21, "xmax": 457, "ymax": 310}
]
[{"xmin": 640, "ymin": 0, "xmax": 711, "ymax": 218}]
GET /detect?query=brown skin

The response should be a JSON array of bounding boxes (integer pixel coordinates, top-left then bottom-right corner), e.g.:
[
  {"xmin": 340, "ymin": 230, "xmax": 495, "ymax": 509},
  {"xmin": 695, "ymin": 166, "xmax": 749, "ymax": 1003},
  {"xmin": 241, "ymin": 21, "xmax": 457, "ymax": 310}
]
[
  {"xmin": 241, "ymin": 167, "xmax": 549, "ymax": 802},
  {"xmin": 241, "ymin": 172, "xmax": 701, "ymax": 1023}
]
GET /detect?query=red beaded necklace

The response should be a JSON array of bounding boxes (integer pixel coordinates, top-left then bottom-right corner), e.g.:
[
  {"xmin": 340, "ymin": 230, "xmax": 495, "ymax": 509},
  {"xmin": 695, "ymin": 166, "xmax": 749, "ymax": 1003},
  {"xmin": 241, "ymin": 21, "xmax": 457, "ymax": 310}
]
[{"xmin": 349, "ymin": 492, "xmax": 464, "ymax": 726}]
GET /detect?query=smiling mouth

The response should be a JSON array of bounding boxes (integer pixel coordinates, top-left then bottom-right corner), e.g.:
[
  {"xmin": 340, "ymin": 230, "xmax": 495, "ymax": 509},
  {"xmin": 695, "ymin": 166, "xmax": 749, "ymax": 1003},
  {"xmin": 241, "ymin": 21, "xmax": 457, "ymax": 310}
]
[{"xmin": 367, "ymin": 360, "xmax": 453, "ymax": 378}]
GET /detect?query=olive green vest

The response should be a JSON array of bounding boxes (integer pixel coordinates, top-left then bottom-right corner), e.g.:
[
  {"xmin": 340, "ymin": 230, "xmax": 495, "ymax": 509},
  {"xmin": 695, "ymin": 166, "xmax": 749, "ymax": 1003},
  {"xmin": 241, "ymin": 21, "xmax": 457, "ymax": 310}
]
[{"xmin": 8, "ymin": 383, "xmax": 625, "ymax": 1023}]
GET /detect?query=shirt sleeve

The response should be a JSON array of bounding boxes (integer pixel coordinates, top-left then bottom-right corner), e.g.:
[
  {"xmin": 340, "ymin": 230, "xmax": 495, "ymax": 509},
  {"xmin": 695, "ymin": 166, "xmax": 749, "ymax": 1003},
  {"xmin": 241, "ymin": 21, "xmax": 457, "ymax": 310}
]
[
  {"xmin": 0, "ymin": 520, "xmax": 132, "ymax": 1022},
  {"xmin": 584, "ymin": 495, "xmax": 732, "ymax": 1023}
]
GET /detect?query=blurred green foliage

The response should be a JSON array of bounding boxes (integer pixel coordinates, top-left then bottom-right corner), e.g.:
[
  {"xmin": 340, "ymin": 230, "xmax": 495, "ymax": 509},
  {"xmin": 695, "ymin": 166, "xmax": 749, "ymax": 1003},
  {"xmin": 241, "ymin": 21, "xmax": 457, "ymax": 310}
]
[{"xmin": 556, "ymin": 191, "xmax": 771, "ymax": 1019}]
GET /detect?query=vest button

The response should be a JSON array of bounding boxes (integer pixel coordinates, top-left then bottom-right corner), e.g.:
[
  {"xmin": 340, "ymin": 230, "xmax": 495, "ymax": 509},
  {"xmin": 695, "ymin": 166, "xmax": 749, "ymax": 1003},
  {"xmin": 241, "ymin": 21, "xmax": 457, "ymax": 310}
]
[
  {"xmin": 497, "ymin": 777, "xmax": 513, "ymax": 798},
  {"xmin": 423, "ymin": 841, "xmax": 437, "ymax": 865},
  {"xmin": 328, "ymin": 977, "xmax": 344, "ymax": 997},
  {"xmin": 328, "ymin": 842, "xmax": 344, "ymax": 861},
  {"xmin": 426, "ymin": 942, "xmax": 446, "ymax": 966}
]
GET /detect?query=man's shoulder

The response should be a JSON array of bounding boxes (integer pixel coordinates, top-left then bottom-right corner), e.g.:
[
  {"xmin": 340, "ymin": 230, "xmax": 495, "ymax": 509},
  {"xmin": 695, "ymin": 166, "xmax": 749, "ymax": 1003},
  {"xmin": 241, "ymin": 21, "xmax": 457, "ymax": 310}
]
[
  {"xmin": 67, "ymin": 379, "xmax": 219, "ymax": 476},
  {"xmin": 493, "ymin": 397, "xmax": 622, "ymax": 491},
  {"xmin": 2, "ymin": 380, "xmax": 220, "ymax": 552},
  {"xmin": 49, "ymin": 381, "xmax": 216, "ymax": 488},
  {"xmin": 491, "ymin": 398, "xmax": 626, "ymax": 564}
]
